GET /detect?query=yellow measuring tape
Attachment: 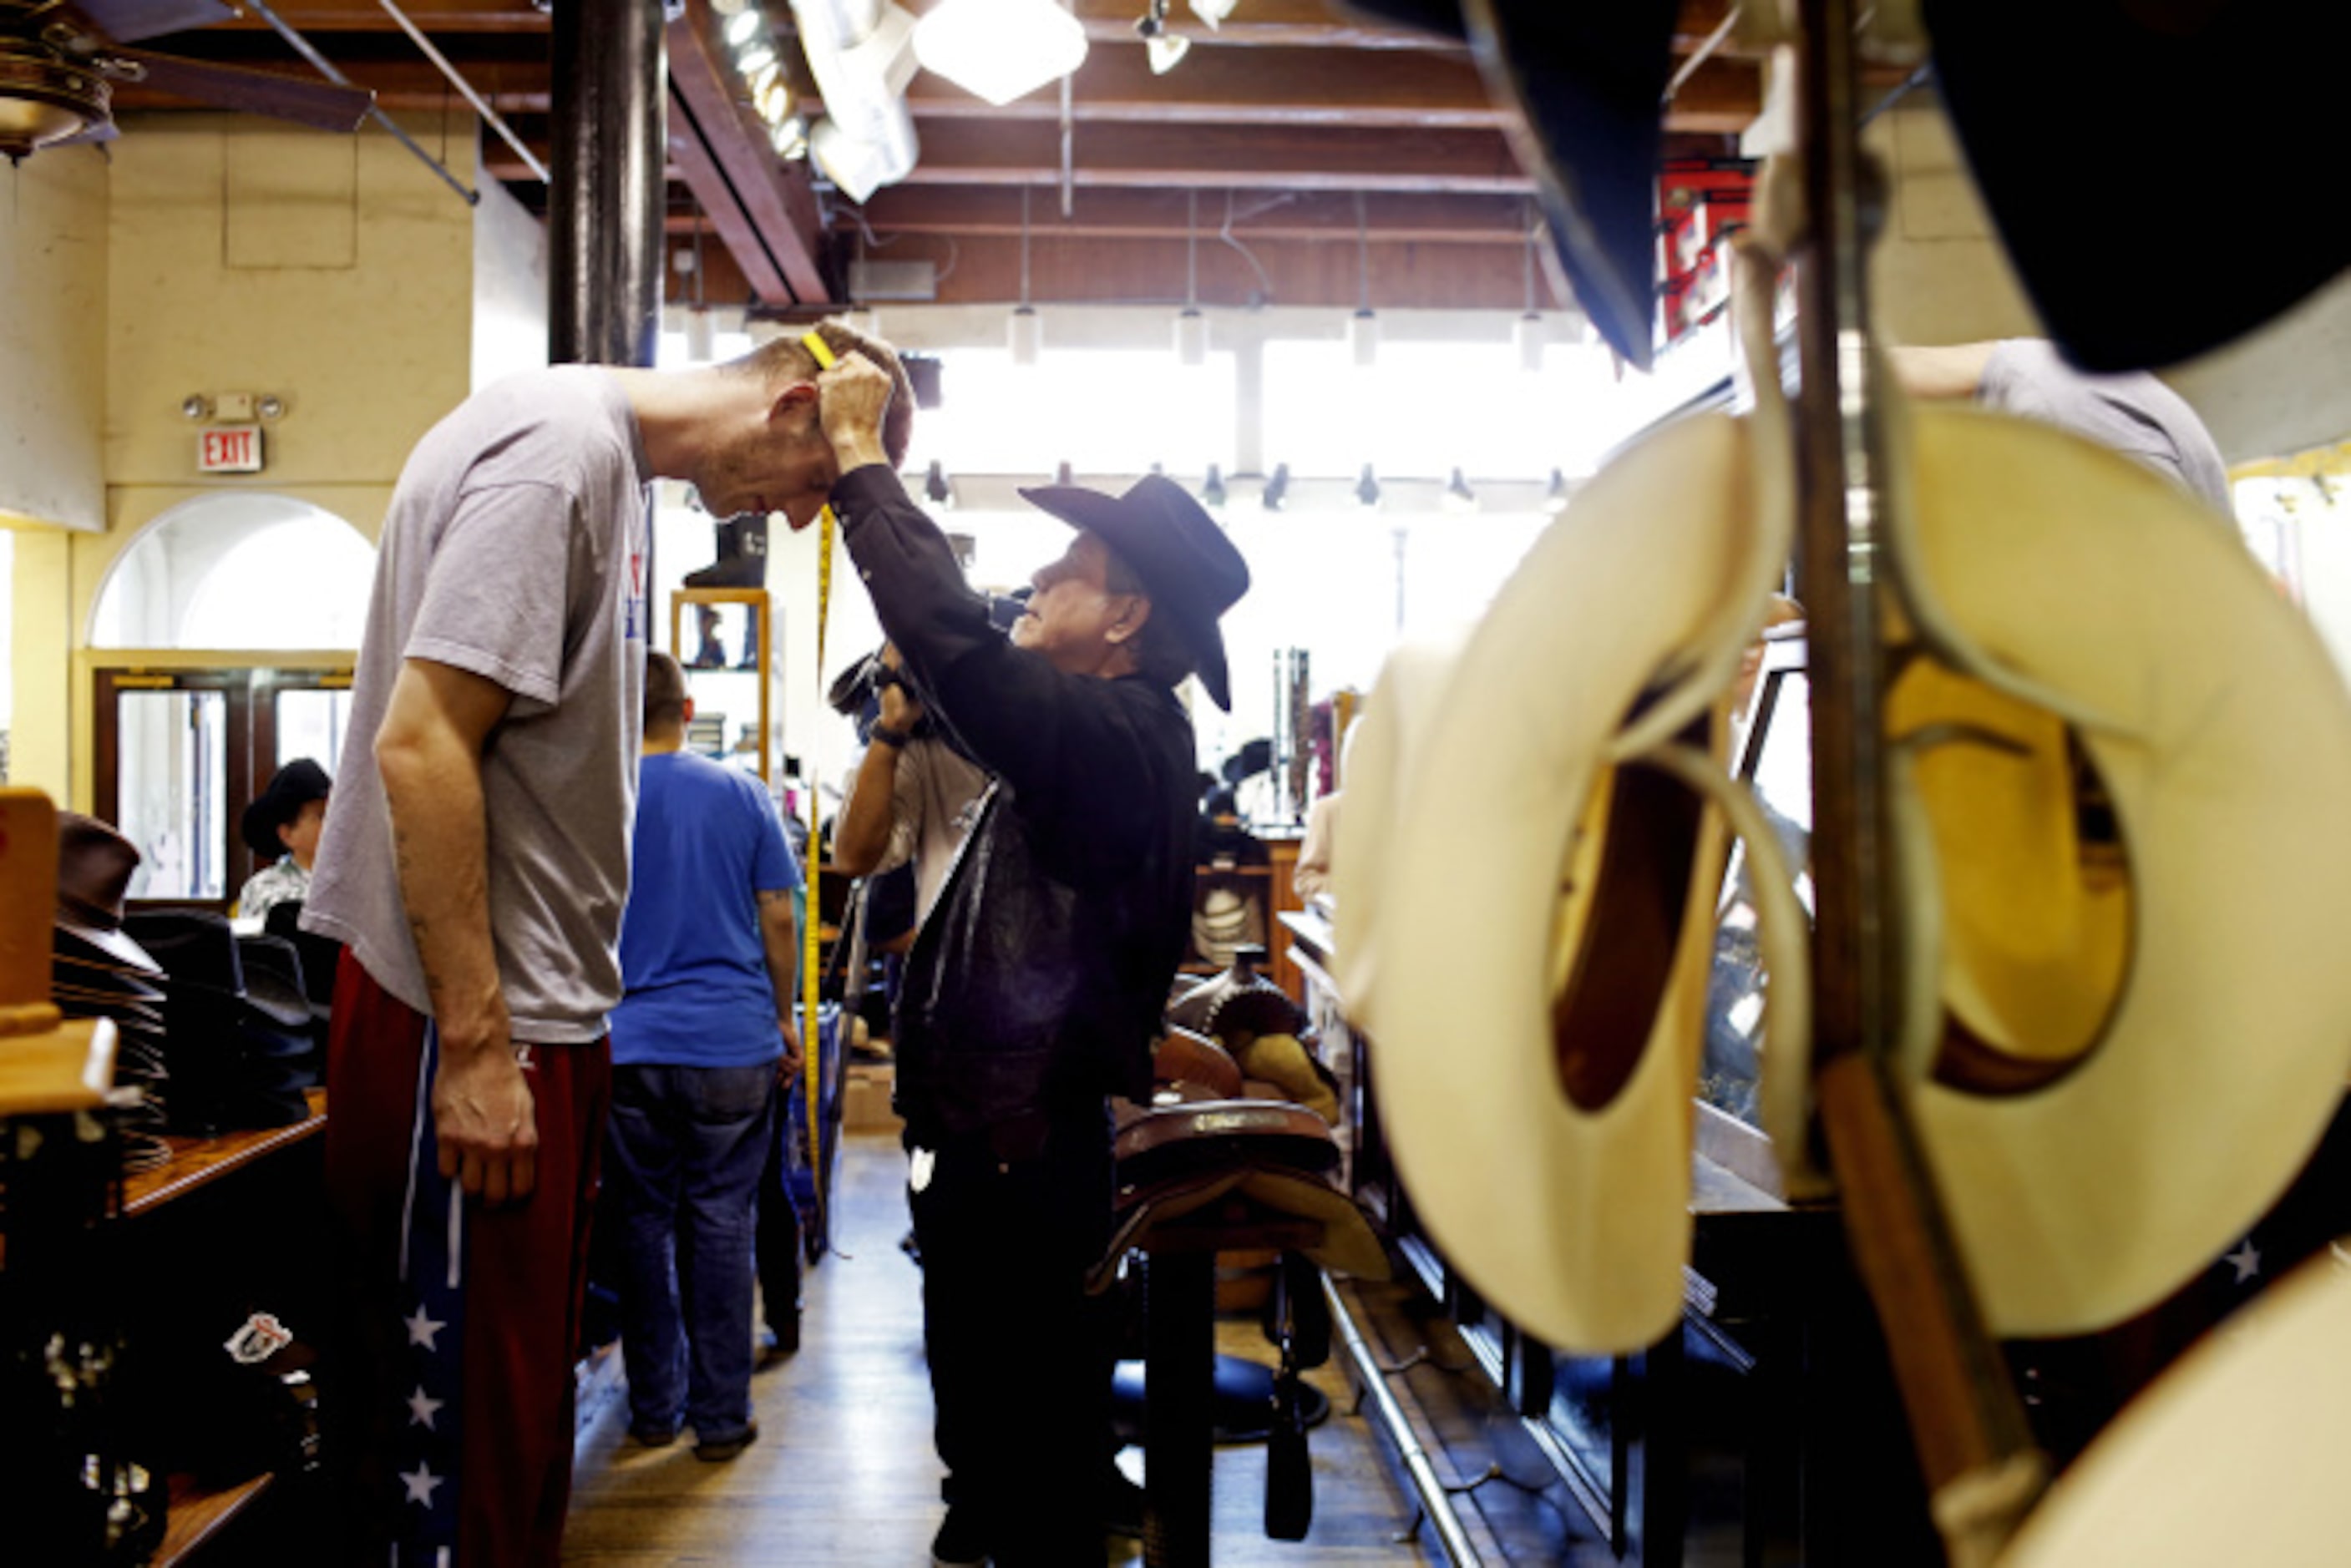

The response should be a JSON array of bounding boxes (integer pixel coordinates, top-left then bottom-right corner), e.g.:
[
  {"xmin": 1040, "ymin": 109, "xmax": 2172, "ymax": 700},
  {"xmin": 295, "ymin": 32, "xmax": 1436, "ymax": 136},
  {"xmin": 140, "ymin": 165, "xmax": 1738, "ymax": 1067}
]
[{"xmin": 798, "ymin": 330, "xmax": 838, "ymax": 1227}]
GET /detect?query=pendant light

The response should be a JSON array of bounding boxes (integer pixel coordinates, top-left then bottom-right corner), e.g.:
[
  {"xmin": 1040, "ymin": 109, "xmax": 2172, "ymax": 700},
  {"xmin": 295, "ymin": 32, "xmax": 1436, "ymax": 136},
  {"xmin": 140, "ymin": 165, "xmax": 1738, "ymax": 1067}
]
[
  {"xmin": 1200, "ymin": 463, "xmax": 1228, "ymax": 510},
  {"xmin": 1349, "ymin": 191, "xmax": 1378, "ymax": 368},
  {"xmin": 1175, "ymin": 190, "xmax": 1208, "ymax": 366},
  {"xmin": 1009, "ymin": 185, "xmax": 1042, "ymax": 365},
  {"xmin": 1512, "ymin": 200, "xmax": 1546, "ymax": 374}
]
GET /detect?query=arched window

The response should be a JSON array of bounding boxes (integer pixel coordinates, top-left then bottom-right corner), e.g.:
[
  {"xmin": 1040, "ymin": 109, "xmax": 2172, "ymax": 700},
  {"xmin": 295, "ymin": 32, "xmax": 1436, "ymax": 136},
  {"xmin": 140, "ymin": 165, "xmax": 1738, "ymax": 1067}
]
[{"xmin": 91, "ymin": 493, "xmax": 374, "ymax": 650}]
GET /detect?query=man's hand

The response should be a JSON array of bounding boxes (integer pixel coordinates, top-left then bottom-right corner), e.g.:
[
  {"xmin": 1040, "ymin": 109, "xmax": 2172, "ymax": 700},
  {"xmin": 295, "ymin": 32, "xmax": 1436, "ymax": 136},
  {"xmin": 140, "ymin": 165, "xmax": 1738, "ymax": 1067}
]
[
  {"xmin": 817, "ymin": 354, "xmax": 895, "ymax": 473},
  {"xmin": 433, "ymin": 1025, "xmax": 538, "ymax": 1204},
  {"xmin": 778, "ymin": 1014, "xmax": 805, "ymax": 1086}
]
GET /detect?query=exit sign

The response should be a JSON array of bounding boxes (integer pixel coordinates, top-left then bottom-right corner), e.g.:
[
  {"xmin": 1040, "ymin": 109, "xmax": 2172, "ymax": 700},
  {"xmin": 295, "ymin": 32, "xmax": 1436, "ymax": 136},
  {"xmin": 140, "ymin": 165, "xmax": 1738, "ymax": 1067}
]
[{"xmin": 200, "ymin": 425, "xmax": 264, "ymax": 473}]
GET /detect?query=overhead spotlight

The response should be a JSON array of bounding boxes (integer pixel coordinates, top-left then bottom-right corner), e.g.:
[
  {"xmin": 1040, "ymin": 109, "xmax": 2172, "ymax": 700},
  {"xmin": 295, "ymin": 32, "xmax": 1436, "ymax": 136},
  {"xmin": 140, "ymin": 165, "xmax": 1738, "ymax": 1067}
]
[
  {"xmin": 180, "ymin": 393, "xmax": 212, "ymax": 421},
  {"xmin": 1150, "ymin": 461, "xmax": 1167, "ymax": 476},
  {"xmin": 1200, "ymin": 463, "xmax": 1228, "ymax": 510},
  {"xmin": 914, "ymin": 0, "xmax": 1090, "ymax": 107},
  {"xmin": 1056, "ymin": 460, "xmax": 1076, "ymax": 486},
  {"xmin": 1543, "ymin": 467, "xmax": 1571, "ymax": 514},
  {"xmin": 1145, "ymin": 33, "xmax": 1191, "ymax": 72},
  {"xmin": 736, "ymin": 42, "xmax": 777, "ymax": 73},
  {"xmin": 1261, "ymin": 463, "xmax": 1290, "ymax": 511},
  {"xmin": 256, "ymin": 395, "xmax": 286, "ymax": 421},
  {"xmin": 1355, "ymin": 463, "xmax": 1381, "ymax": 509},
  {"xmin": 726, "ymin": 9, "xmax": 762, "ymax": 45},
  {"xmin": 1443, "ymin": 467, "xmax": 1477, "ymax": 513},
  {"xmin": 1187, "ymin": 0, "xmax": 1238, "ymax": 25},
  {"xmin": 924, "ymin": 459, "xmax": 955, "ymax": 507},
  {"xmin": 772, "ymin": 116, "xmax": 808, "ymax": 159},
  {"xmin": 755, "ymin": 79, "xmax": 793, "ymax": 124}
]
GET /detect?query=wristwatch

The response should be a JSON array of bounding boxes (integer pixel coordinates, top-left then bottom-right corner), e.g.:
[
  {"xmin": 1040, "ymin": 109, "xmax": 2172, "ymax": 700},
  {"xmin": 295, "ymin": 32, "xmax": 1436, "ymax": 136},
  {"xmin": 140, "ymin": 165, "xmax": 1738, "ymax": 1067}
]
[{"xmin": 869, "ymin": 723, "xmax": 912, "ymax": 749}]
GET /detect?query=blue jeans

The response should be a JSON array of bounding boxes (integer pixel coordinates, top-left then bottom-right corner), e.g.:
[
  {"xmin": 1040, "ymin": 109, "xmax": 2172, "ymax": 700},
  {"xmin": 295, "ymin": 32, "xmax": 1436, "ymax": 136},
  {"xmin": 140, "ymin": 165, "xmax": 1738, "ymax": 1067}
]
[{"xmin": 606, "ymin": 1061, "xmax": 778, "ymax": 1442}]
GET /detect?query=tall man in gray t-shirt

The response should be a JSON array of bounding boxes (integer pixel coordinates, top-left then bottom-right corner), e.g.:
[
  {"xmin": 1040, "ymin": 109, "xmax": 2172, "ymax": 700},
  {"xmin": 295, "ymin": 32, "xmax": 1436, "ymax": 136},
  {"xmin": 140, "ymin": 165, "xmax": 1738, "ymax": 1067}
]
[{"xmin": 306, "ymin": 323, "xmax": 911, "ymax": 1567}]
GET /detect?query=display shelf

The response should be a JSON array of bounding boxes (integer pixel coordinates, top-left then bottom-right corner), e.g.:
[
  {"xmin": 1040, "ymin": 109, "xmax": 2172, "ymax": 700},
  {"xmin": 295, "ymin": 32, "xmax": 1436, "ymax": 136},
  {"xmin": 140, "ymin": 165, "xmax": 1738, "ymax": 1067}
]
[
  {"xmin": 671, "ymin": 588, "xmax": 774, "ymax": 781},
  {"xmin": 0, "ymin": 1016, "xmax": 117, "ymax": 1116},
  {"xmin": 157, "ymin": 1472, "xmax": 273, "ymax": 1565},
  {"xmin": 119, "ymin": 1089, "xmax": 327, "ymax": 1219}
]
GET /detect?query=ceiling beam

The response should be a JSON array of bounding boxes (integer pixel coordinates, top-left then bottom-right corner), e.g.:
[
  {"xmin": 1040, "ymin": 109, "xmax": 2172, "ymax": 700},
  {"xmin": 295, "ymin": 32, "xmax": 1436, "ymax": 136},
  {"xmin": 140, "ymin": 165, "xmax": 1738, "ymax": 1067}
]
[
  {"xmin": 838, "ymin": 186, "xmax": 1543, "ymax": 245},
  {"xmin": 665, "ymin": 0, "xmax": 831, "ymax": 303},
  {"xmin": 890, "ymin": 120, "xmax": 1533, "ymax": 193},
  {"xmin": 899, "ymin": 43, "xmax": 1757, "ymax": 134},
  {"xmin": 666, "ymin": 86, "xmax": 794, "ymax": 306},
  {"xmin": 203, "ymin": 0, "xmax": 551, "ymax": 33}
]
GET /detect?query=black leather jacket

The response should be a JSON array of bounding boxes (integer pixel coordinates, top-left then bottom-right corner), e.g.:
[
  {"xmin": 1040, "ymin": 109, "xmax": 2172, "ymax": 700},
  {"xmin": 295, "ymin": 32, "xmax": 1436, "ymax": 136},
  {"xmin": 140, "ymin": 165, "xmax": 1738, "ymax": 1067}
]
[{"xmin": 831, "ymin": 468, "xmax": 1196, "ymax": 1154}]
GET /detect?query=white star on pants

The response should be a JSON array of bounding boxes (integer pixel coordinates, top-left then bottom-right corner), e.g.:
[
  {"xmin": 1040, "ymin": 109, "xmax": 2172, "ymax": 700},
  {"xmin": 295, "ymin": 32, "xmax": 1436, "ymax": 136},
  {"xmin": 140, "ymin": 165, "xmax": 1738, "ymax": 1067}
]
[
  {"xmin": 403, "ymin": 1305, "xmax": 446, "ymax": 1349},
  {"xmin": 2226, "ymin": 1238, "xmax": 2262, "ymax": 1283},
  {"xmin": 407, "ymin": 1386, "xmax": 445, "ymax": 1429},
  {"xmin": 399, "ymin": 1463, "xmax": 444, "ymax": 1507}
]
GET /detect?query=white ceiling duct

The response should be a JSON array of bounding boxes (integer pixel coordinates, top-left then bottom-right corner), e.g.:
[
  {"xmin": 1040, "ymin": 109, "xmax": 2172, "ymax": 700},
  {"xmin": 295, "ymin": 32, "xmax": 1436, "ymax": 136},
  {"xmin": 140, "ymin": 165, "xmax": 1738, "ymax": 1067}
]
[{"xmin": 791, "ymin": 0, "xmax": 920, "ymax": 203}]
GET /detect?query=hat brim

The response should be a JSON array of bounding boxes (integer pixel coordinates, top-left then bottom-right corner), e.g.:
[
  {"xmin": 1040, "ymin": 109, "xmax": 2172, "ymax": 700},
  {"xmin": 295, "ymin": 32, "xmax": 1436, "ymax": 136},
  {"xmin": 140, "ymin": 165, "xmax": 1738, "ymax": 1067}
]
[
  {"xmin": 1887, "ymin": 405, "xmax": 2351, "ymax": 1335},
  {"xmin": 55, "ymin": 920, "xmax": 165, "ymax": 977},
  {"xmin": 1359, "ymin": 411, "xmax": 1790, "ymax": 1353},
  {"xmin": 1017, "ymin": 485, "xmax": 1234, "ymax": 711}
]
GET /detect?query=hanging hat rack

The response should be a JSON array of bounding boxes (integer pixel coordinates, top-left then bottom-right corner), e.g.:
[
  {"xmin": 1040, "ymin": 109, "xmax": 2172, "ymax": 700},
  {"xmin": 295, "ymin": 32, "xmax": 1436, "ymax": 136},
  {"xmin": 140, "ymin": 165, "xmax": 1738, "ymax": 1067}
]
[{"xmin": 1785, "ymin": 0, "xmax": 2045, "ymax": 1559}]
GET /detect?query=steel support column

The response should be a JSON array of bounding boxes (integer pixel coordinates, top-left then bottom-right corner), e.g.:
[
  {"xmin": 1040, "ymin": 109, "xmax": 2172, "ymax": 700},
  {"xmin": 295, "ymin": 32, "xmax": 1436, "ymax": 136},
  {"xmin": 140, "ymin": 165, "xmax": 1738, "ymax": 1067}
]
[{"xmin": 549, "ymin": 0, "xmax": 667, "ymax": 367}]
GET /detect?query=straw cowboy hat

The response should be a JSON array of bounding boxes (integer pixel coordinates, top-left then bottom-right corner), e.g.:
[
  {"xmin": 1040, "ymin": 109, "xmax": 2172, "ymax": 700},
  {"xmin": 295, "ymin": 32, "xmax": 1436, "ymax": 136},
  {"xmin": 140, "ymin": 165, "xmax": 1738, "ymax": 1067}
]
[
  {"xmin": 2003, "ymin": 1248, "xmax": 2351, "ymax": 1566},
  {"xmin": 1346, "ymin": 239, "xmax": 1811, "ymax": 1353},
  {"xmin": 1839, "ymin": 396, "xmax": 2351, "ymax": 1338}
]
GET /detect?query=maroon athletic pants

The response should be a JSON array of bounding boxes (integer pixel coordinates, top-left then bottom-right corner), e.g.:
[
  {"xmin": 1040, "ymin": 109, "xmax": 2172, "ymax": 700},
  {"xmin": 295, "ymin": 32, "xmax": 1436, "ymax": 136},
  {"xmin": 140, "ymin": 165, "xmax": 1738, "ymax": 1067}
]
[{"xmin": 323, "ymin": 952, "xmax": 610, "ymax": 1568}]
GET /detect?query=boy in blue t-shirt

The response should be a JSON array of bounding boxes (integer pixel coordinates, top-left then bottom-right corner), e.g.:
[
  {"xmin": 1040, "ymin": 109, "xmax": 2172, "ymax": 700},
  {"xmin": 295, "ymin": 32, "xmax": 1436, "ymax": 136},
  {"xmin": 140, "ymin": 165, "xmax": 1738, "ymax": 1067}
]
[{"xmin": 605, "ymin": 652, "xmax": 803, "ymax": 1461}]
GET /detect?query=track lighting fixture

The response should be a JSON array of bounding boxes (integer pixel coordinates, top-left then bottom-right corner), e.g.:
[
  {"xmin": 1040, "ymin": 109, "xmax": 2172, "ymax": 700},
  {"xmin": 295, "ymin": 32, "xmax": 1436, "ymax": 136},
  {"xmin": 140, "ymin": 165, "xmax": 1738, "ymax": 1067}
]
[
  {"xmin": 1261, "ymin": 463, "xmax": 1290, "ymax": 511},
  {"xmin": 1514, "ymin": 199, "xmax": 1545, "ymax": 372},
  {"xmin": 1544, "ymin": 468, "xmax": 1571, "ymax": 514},
  {"xmin": 1200, "ymin": 464, "xmax": 1228, "ymax": 510},
  {"xmin": 1187, "ymin": 0, "xmax": 1237, "ymax": 25},
  {"xmin": 925, "ymin": 459, "xmax": 954, "ymax": 507},
  {"xmin": 1056, "ymin": 460, "xmax": 1076, "ymax": 486},
  {"xmin": 1355, "ymin": 463, "xmax": 1382, "ymax": 509},
  {"xmin": 1443, "ymin": 468, "xmax": 1477, "ymax": 513},
  {"xmin": 726, "ymin": 9, "xmax": 762, "ymax": 45},
  {"xmin": 1350, "ymin": 192, "xmax": 1377, "ymax": 368}
]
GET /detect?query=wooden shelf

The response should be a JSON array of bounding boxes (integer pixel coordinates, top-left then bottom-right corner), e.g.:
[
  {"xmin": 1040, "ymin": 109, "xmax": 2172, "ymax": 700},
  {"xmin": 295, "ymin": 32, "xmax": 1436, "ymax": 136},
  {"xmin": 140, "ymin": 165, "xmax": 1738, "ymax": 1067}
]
[
  {"xmin": 0, "ymin": 1016, "xmax": 117, "ymax": 1116},
  {"xmin": 119, "ymin": 1089, "xmax": 327, "ymax": 1219},
  {"xmin": 157, "ymin": 1472, "xmax": 273, "ymax": 1565}
]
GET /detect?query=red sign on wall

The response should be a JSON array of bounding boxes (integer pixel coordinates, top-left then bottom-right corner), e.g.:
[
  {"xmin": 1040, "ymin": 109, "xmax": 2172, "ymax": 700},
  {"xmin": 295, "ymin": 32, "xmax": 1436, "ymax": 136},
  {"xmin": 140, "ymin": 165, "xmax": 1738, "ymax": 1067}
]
[{"xmin": 199, "ymin": 425, "xmax": 264, "ymax": 473}]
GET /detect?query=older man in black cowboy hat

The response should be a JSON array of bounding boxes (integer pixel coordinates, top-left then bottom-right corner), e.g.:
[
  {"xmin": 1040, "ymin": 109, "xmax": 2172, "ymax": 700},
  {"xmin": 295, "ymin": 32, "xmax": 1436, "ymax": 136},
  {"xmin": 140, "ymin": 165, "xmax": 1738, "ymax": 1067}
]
[{"xmin": 813, "ymin": 354, "xmax": 1248, "ymax": 1567}]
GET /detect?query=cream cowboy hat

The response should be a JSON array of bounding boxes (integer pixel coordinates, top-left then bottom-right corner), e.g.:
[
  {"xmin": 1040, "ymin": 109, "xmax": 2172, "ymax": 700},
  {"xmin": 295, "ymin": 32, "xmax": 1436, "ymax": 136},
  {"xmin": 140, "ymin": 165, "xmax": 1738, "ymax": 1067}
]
[
  {"xmin": 1844, "ymin": 401, "xmax": 2351, "ymax": 1338},
  {"xmin": 1356, "ymin": 244, "xmax": 1811, "ymax": 1352},
  {"xmin": 1329, "ymin": 634, "xmax": 1463, "ymax": 1039},
  {"xmin": 2002, "ymin": 1248, "xmax": 2351, "ymax": 1566}
]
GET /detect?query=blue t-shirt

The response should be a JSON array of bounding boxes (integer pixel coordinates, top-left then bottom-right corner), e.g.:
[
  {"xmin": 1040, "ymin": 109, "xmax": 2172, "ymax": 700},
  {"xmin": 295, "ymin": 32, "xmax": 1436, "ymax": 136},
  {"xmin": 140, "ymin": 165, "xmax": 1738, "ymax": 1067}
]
[{"xmin": 611, "ymin": 751, "xmax": 803, "ymax": 1068}]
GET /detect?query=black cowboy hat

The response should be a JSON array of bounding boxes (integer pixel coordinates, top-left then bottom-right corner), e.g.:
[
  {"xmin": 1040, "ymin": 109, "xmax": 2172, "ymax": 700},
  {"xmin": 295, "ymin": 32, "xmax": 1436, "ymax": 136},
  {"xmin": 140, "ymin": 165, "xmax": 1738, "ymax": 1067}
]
[
  {"xmin": 55, "ymin": 812, "xmax": 164, "ymax": 974},
  {"xmin": 1336, "ymin": 0, "xmax": 1681, "ymax": 371},
  {"xmin": 1923, "ymin": 0, "xmax": 2348, "ymax": 372},
  {"xmin": 1015, "ymin": 475, "xmax": 1251, "ymax": 711},
  {"xmin": 240, "ymin": 759, "xmax": 331, "ymax": 861}
]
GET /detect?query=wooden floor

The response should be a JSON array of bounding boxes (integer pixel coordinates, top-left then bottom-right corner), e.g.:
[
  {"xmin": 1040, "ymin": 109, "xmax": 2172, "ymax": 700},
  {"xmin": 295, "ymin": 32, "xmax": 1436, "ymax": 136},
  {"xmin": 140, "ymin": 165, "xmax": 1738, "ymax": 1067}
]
[{"xmin": 564, "ymin": 1133, "xmax": 1435, "ymax": 1565}]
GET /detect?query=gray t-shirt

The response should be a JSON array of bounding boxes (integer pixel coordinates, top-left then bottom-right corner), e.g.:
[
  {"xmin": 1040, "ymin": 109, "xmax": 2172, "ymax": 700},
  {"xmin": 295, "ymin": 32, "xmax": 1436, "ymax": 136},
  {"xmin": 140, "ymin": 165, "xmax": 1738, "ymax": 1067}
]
[
  {"xmin": 1978, "ymin": 339, "xmax": 2232, "ymax": 513},
  {"xmin": 305, "ymin": 367, "xmax": 650, "ymax": 1043}
]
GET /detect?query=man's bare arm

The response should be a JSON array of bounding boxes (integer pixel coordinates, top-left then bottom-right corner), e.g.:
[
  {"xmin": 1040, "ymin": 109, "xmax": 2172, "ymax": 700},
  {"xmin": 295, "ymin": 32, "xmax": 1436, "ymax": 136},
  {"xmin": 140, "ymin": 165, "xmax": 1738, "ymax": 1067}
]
[
  {"xmin": 757, "ymin": 888, "xmax": 803, "ymax": 1082},
  {"xmin": 833, "ymin": 738, "xmax": 904, "ymax": 876},
  {"xmin": 375, "ymin": 656, "xmax": 535, "ymax": 1204}
]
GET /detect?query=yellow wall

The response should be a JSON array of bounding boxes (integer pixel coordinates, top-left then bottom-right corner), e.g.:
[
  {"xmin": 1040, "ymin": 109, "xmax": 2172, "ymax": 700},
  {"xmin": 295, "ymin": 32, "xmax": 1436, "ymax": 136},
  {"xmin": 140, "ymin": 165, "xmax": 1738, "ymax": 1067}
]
[{"xmin": 3, "ymin": 110, "xmax": 490, "ymax": 809}]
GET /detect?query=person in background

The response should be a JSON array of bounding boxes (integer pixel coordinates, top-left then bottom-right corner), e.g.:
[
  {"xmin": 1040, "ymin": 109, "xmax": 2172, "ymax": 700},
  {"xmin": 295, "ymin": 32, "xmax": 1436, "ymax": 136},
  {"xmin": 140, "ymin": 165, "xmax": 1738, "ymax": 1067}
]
[
  {"xmin": 606, "ymin": 652, "xmax": 804, "ymax": 1462},
  {"xmin": 301, "ymin": 318, "xmax": 911, "ymax": 1567},
  {"xmin": 815, "ymin": 352, "xmax": 1250, "ymax": 1568},
  {"xmin": 832, "ymin": 642, "xmax": 989, "ymax": 928},
  {"xmin": 1888, "ymin": 338, "xmax": 2232, "ymax": 512},
  {"xmin": 236, "ymin": 758, "xmax": 332, "ymax": 923}
]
